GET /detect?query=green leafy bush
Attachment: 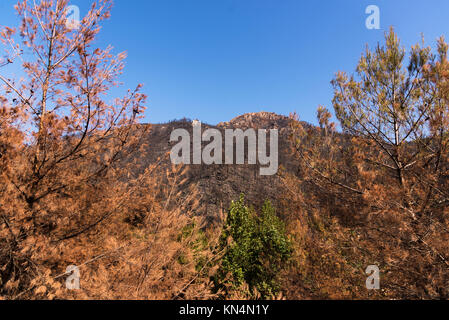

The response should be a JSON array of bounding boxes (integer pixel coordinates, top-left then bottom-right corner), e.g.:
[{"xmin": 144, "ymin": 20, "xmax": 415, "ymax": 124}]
[{"xmin": 214, "ymin": 195, "xmax": 292, "ymax": 298}]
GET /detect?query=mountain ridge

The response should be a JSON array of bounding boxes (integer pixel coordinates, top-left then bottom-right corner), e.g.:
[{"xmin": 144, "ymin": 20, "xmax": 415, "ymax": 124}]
[{"xmin": 130, "ymin": 111, "xmax": 308, "ymax": 222}]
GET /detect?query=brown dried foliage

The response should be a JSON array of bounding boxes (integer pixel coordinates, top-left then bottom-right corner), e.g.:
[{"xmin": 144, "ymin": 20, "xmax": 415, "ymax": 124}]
[
  {"xmin": 0, "ymin": 0, "xmax": 216, "ymax": 300},
  {"xmin": 1, "ymin": 1, "xmax": 447, "ymax": 301},
  {"xmin": 283, "ymin": 29, "xmax": 449, "ymax": 299}
]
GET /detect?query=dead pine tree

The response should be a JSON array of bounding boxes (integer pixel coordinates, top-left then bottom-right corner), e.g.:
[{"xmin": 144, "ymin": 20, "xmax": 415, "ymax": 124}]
[{"xmin": 0, "ymin": 0, "xmax": 147, "ymax": 297}]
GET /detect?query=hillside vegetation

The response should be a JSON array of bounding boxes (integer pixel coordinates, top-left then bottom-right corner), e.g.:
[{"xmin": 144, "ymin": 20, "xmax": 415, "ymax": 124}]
[{"xmin": 1, "ymin": 0, "xmax": 448, "ymax": 300}]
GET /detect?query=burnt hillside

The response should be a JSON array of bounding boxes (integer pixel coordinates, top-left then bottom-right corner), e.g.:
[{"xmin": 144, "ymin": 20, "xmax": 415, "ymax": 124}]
[{"xmin": 128, "ymin": 112, "xmax": 311, "ymax": 221}]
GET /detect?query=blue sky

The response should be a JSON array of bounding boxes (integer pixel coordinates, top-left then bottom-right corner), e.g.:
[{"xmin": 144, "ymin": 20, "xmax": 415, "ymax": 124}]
[{"xmin": 1, "ymin": 0, "xmax": 449, "ymax": 125}]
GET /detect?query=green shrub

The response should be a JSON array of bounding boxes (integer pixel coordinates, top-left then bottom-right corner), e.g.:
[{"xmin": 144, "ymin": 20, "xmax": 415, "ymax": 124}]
[{"xmin": 214, "ymin": 195, "xmax": 292, "ymax": 298}]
